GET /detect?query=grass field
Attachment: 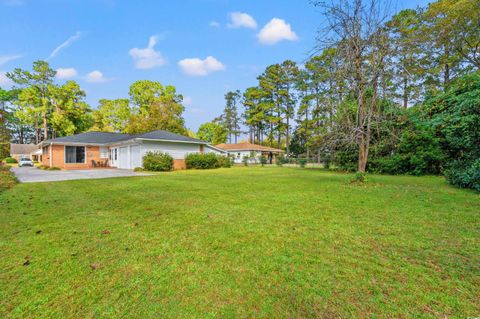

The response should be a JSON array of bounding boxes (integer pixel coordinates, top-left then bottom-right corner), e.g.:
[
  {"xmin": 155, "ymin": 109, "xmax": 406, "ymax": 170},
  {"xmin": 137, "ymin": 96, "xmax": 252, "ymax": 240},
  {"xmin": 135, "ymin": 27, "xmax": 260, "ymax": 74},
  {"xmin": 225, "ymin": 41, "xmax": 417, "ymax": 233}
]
[{"xmin": 0, "ymin": 167, "xmax": 479, "ymax": 318}]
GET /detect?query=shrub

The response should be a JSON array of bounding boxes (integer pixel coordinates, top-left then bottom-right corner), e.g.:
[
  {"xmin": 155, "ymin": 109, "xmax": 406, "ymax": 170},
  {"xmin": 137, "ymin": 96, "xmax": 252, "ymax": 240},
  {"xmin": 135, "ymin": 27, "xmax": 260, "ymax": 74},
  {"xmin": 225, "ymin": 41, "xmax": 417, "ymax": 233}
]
[
  {"xmin": 185, "ymin": 153, "xmax": 230, "ymax": 169},
  {"xmin": 352, "ymin": 171, "xmax": 367, "ymax": 183},
  {"xmin": 242, "ymin": 156, "xmax": 249, "ymax": 166},
  {"xmin": 444, "ymin": 159, "xmax": 480, "ymax": 192},
  {"xmin": 133, "ymin": 167, "xmax": 144, "ymax": 172},
  {"xmin": 0, "ymin": 164, "xmax": 17, "ymax": 193},
  {"xmin": 298, "ymin": 158, "xmax": 307, "ymax": 168},
  {"xmin": 47, "ymin": 166, "xmax": 61, "ymax": 171},
  {"xmin": 5, "ymin": 157, "xmax": 17, "ymax": 164},
  {"xmin": 369, "ymin": 127, "xmax": 444, "ymax": 176},
  {"xmin": 332, "ymin": 147, "xmax": 358, "ymax": 172},
  {"xmin": 217, "ymin": 155, "xmax": 232, "ymax": 168},
  {"xmin": 259, "ymin": 155, "xmax": 267, "ymax": 166},
  {"xmin": 276, "ymin": 155, "xmax": 285, "ymax": 166},
  {"xmin": 0, "ymin": 142, "xmax": 9, "ymax": 161},
  {"xmin": 143, "ymin": 152, "xmax": 174, "ymax": 172}
]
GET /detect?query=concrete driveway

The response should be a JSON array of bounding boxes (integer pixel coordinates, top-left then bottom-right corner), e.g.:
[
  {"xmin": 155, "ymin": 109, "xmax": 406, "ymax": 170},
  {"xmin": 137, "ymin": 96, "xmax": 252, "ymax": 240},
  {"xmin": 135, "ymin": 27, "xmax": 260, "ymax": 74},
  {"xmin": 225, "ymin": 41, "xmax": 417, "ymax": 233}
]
[{"xmin": 11, "ymin": 167, "xmax": 151, "ymax": 183}]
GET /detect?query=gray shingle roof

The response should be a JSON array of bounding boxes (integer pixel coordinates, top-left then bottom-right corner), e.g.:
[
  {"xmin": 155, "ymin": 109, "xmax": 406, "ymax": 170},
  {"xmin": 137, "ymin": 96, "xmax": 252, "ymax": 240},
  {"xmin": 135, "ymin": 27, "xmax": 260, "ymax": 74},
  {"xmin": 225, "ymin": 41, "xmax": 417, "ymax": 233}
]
[
  {"xmin": 42, "ymin": 130, "xmax": 206, "ymax": 145},
  {"xmin": 43, "ymin": 132, "xmax": 133, "ymax": 144}
]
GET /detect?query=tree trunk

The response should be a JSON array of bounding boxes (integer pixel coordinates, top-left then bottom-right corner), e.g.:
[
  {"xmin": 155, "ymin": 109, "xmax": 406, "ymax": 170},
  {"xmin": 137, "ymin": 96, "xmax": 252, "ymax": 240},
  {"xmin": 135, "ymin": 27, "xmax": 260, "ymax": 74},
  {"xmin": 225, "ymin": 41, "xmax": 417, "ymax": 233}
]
[
  {"xmin": 285, "ymin": 116, "xmax": 290, "ymax": 154},
  {"xmin": 43, "ymin": 114, "xmax": 48, "ymax": 141},
  {"xmin": 403, "ymin": 76, "xmax": 408, "ymax": 109},
  {"xmin": 277, "ymin": 110, "xmax": 281, "ymax": 149},
  {"xmin": 305, "ymin": 108, "xmax": 310, "ymax": 159},
  {"xmin": 270, "ymin": 122, "xmax": 274, "ymax": 147},
  {"xmin": 234, "ymin": 119, "xmax": 238, "ymax": 143},
  {"xmin": 357, "ymin": 136, "xmax": 369, "ymax": 172},
  {"xmin": 35, "ymin": 128, "xmax": 40, "ymax": 145}
]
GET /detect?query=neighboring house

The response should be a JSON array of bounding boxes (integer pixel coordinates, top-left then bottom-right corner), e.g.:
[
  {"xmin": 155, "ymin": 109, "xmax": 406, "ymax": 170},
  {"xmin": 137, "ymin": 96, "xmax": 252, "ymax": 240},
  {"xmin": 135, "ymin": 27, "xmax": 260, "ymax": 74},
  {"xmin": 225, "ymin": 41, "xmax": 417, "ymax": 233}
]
[
  {"xmin": 215, "ymin": 142, "xmax": 284, "ymax": 164},
  {"xmin": 39, "ymin": 130, "xmax": 226, "ymax": 170},
  {"xmin": 10, "ymin": 144, "xmax": 40, "ymax": 162}
]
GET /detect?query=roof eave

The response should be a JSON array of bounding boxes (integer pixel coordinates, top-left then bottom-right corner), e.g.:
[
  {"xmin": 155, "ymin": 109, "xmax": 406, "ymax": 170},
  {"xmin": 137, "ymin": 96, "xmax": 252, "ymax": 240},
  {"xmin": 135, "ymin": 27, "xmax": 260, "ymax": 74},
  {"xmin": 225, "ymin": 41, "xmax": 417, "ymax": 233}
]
[
  {"xmin": 222, "ymin": 148, "xmax": 284, "ymax": 152},
  {"xmin": 136, "ymin": 137, "xmax": 207, "ymax": 145},
  {"xmin": 205, "ymin": 145, "xmax": 228, "ymax": 153},
  {"xmin": 39, "ymin": 141, "xmax": 110, "ymax": 147}
]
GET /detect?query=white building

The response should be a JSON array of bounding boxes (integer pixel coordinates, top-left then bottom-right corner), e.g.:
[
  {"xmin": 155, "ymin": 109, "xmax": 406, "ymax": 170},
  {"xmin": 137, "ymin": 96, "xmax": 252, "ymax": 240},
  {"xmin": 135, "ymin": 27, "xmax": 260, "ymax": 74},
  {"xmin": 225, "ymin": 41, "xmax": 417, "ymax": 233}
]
[{"xmin": 215, "ymin": 142, "xmax": 284, "ymax": 164}]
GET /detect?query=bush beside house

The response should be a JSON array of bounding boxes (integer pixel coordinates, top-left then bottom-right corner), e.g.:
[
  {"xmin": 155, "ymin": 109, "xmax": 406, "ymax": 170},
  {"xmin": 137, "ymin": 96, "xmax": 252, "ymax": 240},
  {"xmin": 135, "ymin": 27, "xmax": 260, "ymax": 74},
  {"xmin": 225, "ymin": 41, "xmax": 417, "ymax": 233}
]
[
  {"xmin": 143, "ymin": 152, "xmax": 174, "ymax": 172},
  {"xmin": 4, "ymin": 157, "xmax": 17, "ymax": 164},
  {"xmin": 185, "ymin": 153, "xmax": 232, "ymax": 169}
]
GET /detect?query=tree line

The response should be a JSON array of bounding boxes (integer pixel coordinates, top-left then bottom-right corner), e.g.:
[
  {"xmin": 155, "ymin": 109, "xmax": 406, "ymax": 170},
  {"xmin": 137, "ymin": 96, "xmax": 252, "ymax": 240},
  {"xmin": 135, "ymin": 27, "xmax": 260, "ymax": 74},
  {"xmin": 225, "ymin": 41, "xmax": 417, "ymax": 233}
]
[{"xmin": 195, "ymin": 0, "xmax": 479, "ymax": 190}]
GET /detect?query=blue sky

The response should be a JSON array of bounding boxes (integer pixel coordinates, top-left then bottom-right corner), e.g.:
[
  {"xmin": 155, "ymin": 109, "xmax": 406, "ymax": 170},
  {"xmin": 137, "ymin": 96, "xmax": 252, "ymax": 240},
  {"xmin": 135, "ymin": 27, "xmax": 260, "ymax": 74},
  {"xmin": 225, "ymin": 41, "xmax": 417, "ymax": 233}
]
[{"xmin": 0, "ymin": 0, "xmax": 430, "ymax": 131}]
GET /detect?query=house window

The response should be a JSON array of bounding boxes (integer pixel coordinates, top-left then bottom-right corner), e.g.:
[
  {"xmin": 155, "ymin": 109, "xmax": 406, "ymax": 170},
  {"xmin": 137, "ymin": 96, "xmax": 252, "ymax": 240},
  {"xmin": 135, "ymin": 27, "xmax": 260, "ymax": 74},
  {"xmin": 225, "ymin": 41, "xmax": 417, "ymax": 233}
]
[
  {"xmin": 65, "ymin": 146, "xmax": 85, "ymax": 164},
  {"xmin": 114, "ymin": 148, "xmax": 117, "ymax": 160},
  {"xmin": 100, "ymin": 147, "xmax": 108, "ymax": 158},
  {"xmin": 42, "ymin": 146, "xmax": 48, "ymax": 155}
]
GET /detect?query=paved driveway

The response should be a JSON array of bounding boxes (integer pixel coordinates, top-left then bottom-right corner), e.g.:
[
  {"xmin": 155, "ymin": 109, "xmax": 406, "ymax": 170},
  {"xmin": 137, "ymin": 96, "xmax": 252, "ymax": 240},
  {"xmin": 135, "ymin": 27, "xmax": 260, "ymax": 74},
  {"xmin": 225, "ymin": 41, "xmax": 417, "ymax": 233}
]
[{"xmin": 12, "ymin": 167, "xmax": 151, "ymax": 183}]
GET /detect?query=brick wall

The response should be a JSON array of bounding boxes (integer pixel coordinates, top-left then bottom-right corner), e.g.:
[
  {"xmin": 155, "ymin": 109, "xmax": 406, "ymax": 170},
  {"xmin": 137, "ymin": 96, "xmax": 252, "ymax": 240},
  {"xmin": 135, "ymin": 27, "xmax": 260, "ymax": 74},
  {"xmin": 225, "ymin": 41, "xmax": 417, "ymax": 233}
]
[
  {"xmin": 173, "ymin": 159, "xmax": 186, "ymax": 170},
  {"xmin": 41, "ymin": 144, "xmax": 106, "ymax": 169}
]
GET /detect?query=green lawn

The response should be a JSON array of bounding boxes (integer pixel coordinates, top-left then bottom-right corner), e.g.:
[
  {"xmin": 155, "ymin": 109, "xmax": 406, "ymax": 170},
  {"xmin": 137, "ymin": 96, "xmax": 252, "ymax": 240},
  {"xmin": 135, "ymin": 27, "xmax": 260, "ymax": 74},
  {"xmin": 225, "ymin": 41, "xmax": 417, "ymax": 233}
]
[{"xmin": 0, "ymin": 167, "xmax": 478, "ymax": 318}]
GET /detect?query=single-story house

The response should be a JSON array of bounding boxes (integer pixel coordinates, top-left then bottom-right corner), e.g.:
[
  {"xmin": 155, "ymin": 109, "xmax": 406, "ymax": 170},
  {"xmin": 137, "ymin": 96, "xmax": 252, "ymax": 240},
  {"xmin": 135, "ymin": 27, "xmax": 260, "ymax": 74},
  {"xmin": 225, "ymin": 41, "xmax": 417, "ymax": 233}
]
[
  {"xmin": 10, "ymin": 144, "xmax": 41, "ymax": 162},
  {"xmin": 215, "ymin": 142, "xmax": 283, "ymax": 164},
  {"xmin": 39, "ymin": 130, "xmax": 226, "ymax": 170}
]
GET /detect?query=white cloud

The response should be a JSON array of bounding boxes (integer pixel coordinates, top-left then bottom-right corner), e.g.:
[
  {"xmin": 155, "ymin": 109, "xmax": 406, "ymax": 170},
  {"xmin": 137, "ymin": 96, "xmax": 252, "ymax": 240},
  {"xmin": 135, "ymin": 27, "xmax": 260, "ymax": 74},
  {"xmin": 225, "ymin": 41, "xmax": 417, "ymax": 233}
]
[
  {"xmin": 86, "ymin": 70, "xmax": 107, "ymax": 83},
  {"xmin": 257, "ymin": 18, "xmax": 298, "ymax": 45},
  {"xmin": 0, "ymin": 71, "xmax": 12, "ymax": 86},
  {"xmin": 129, "ymin": 35, "xmax": 166, "ymax": 69},
  {"xmin": 48, "ymin": 31, "xmax": 82, "ymax": 60},
  {"xmin": 0, "ymin": 54, "xmax": 23, "ymax": 66},
  {"xmin": 227, "ymin": 12, "xmax": 257, "ymax": 29},
  {"xmin": 209, "ymin": 21, "xmax": 220, "ymax": 28},
  {"xmin": 178, "ymin": 56, "xmax": 225, "ymax": 76},
  {"xmin": 56, "ymin": 68, "xmax": 77, "ymax": 79}
]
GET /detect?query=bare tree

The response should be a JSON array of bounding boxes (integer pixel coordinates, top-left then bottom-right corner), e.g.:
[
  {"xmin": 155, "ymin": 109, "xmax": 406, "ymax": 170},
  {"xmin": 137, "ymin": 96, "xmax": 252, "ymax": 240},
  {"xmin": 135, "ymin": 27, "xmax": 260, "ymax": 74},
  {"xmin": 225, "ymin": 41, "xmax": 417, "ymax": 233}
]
[{"xmin": 313, "ymin": 0, "xmax": 391, "ymax": 172}]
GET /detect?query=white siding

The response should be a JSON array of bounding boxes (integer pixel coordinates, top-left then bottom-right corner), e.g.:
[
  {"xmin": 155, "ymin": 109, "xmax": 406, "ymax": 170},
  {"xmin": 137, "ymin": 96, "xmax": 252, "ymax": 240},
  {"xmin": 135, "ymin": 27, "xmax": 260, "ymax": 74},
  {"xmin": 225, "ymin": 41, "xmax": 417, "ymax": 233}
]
[
  {"xmin": 119, "ymin": 146, "xmax": 129, "ymax": 169},
  {"xmin": 231, "ymin": 150, "xmax": 260, "ymax": 163},
  {"xmin": 114, "ymin": 141, "xmax": 219, "ymax": 169},
  {"xmin": 141, "ymin": 141, "xmax": 201, "ymax": 160},
  {"xmin": 130, "ymin": 145, "xmax": 141, "ymax": 168}
]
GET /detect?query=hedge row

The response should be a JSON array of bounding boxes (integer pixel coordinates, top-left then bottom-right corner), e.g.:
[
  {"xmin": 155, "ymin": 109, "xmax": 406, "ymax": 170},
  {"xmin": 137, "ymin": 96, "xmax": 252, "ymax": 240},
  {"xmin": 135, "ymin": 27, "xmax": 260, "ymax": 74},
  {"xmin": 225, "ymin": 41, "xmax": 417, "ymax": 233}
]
[{"xmin": 185, "ymin": 153, "xmax": 232, "ymax": 169}]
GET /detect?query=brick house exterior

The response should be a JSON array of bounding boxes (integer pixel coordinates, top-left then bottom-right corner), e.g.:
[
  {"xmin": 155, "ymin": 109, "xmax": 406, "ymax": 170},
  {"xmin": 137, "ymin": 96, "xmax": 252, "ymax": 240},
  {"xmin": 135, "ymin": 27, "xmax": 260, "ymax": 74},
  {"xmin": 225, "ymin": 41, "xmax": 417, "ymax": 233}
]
[
  {"xmin": 39, "ymin": 130, "xmax": 225, "ymax": 170},
  {"xmin": 41, "ymin": 145, "xmax": 105, "ymax": 169}
]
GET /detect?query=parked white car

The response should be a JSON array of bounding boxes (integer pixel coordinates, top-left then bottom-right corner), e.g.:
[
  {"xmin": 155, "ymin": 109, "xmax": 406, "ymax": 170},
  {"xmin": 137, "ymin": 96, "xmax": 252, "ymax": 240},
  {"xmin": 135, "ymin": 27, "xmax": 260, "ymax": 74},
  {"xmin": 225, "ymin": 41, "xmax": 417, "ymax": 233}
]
[{"xmin": 18, "ymin": 157, "xmax": 34, "ymax": 167}]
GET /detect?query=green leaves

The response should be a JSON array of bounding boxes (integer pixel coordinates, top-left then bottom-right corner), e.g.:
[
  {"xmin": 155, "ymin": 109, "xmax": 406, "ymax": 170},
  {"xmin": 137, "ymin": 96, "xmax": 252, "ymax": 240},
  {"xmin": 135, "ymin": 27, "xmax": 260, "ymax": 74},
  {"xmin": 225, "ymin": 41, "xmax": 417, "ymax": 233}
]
[
  {"xmin": 124, "ymin": 80, "xmax": 187, "ymax": 135},
  {"xmin": 197, "ymin": 122, "xmax": 227, "ymax": 144}
]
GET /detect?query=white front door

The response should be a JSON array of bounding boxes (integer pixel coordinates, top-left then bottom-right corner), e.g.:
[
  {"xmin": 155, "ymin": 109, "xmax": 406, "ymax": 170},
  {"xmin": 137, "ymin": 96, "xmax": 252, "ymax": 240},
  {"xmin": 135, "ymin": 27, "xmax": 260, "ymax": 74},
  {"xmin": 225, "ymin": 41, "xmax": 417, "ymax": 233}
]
[{"xmin": 110, "ymin": 147, "xmax": 119, "ymax": 167}]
